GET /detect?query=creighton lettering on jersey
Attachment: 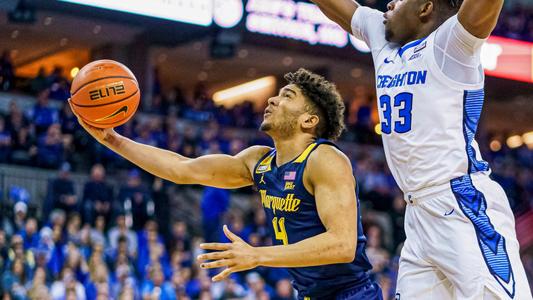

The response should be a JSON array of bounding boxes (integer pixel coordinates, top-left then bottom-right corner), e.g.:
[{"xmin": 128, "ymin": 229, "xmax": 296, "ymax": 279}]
[
  {"xmin": 252, "ymin": 139, "xmax": 372, "ymax": 299},
  {"xmin": 376, "ymin": 70, "xmax": 427, "ymax": 89}
]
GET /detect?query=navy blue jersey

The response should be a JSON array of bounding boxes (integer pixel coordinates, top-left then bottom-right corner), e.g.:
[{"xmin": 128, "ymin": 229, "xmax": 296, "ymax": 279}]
[{"xmin": 252, "ymin": 140, "xmax": 373, "ymax": 299}]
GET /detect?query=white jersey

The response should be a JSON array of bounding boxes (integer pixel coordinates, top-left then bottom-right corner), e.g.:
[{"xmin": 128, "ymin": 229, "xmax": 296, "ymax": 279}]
[{"xmin": 352, "ymin": 7, "xmax": 490, "ymax": 193}]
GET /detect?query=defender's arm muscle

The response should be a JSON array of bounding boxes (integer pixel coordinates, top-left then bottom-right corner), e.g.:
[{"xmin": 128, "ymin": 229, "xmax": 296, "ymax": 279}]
[
  {"xmin": 458, "ymin": 0, "xmax": 504, "ymax": 38},
  {"xmin": 310, "ymin": 0, "xmax": 359, "ymax": 33}
]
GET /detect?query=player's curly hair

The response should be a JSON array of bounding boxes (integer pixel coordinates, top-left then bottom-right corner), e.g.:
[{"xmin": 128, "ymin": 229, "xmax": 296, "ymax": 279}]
[{"xmin": 284, "ymin": 68, "xmax": 345, "ymax": 141}]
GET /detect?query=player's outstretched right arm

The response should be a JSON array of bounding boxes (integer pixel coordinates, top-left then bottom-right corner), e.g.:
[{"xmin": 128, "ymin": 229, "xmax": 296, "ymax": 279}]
[
  {"xmin": 311, "ymin": 0, "xmax": 386, "ymax": 53},
  {"xmin": 73, "ymin": 112, "xmax": 269, "ymax": 189},
  {"xmin": 309, "ymin": 0, "xmax": 359, "ymax": 33}
]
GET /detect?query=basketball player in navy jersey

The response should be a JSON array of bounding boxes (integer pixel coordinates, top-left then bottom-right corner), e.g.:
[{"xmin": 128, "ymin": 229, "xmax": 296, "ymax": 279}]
[{"xmin": 72, "ymin": 69, "xmax": 382, "ymax": 299}]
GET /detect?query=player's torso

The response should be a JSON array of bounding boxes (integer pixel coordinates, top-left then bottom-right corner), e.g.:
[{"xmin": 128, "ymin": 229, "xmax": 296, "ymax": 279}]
[
  {"xmin": 372, "ymin": 33, "xmax": 488, "ymax": 193},
  {"xmin": 252, "ymin": 140, "xmax": 372, "ymax": 298}
]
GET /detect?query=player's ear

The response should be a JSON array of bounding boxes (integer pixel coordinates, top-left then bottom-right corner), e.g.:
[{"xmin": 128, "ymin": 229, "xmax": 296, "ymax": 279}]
[
  {"xmin": 301, "ymin": 113, "xmax": 320, "ymax": 130},
  {"xmin": 419, "ymin": 0, "xmax": 434, "ymax": 20}
]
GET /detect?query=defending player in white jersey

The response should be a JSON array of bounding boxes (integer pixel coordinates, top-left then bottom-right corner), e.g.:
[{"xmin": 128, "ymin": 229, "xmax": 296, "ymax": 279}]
[{"xmin": 311, "ymin": 0, "xmax": 532, "ymax": 299}]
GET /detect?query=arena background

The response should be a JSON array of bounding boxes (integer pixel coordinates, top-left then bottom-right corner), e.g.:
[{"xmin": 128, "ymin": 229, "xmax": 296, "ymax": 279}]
[{"xmin": 0, "ymin": 0, "xmax": 532, "ymax": 299}]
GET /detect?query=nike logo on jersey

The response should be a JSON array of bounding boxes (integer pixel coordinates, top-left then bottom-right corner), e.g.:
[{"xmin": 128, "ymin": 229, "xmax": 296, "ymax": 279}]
[
  {"xmin": 384, "ymin": 58, "xmax": 394, "ymax": 64},
  {"xmin": 444, "ymin": 209, "xmax": 454, "ymax": 216}
]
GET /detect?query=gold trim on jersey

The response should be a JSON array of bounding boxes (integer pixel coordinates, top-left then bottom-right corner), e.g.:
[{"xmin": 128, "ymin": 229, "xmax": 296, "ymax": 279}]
[
  {"xmin": 255, "ymin": 152, "xmax": 275, "ymax": 173},
  {"xmin": 294, "ymin": 143, "xmax": 318, "ymax": 163}
]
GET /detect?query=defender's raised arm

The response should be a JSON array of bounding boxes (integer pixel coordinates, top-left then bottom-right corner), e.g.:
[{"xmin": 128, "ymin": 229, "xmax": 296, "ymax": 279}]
[
  {"xmin": 458, "ymin": 0, "xmax": 504, "ymax": 38},
  {"xmin": 310, "ymin": 0, "xmax": 360, "ymax": 33}
]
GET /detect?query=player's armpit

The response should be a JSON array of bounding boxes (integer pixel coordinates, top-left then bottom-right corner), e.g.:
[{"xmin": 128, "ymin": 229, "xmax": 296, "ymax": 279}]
[
  {"xmin": 169, "ymin": 145, "xmax": 271, "ymax": 189},
  {"xmin": 458, "ymin": 0, "xmax": 504, "ymax": 39},
  {"xmin": 305, "ymin": 145, "xmax": 358, "ymax": 261},
  {"xmin": 310, "ymin": 0, "xmax": 359, "ymax": 33}
]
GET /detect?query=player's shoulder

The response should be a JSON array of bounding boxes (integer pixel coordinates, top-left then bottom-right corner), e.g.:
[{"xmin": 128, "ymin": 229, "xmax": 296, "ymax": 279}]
[
  {"xmin": 239, "ymin": 145, "xmax": 272, "ymax": 160},
  {"xmin": 434, "ymin": 14, "xmax": 460, "ymax": 36},
  {"xmin": 307, "ymin": 144, "xmax": 352, "ymax": 172},
  {"xmin": 237, "ymin": 145, "xmax": 272, "ymax": 164}
]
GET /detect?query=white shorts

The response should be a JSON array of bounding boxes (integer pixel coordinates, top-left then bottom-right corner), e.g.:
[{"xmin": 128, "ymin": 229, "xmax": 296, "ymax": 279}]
[{"xmin": 395, "ymin": 173, "xmax": 532, "ymax": 300}]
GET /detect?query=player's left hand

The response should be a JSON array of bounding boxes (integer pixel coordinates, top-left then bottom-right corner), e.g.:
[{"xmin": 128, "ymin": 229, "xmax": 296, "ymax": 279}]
[{"xmin": 197, "ymin": 225, "xmax": 259, "ymax": 282}]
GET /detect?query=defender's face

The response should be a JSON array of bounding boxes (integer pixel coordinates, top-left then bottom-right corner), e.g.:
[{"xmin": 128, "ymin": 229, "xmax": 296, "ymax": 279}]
[
  {"xmin": 384, "ymin": 0, "xmax": 421, "ymax": 44},
  {"xmin": 260, "ymin": 84, "xmax": 307, "ymax": 137}
]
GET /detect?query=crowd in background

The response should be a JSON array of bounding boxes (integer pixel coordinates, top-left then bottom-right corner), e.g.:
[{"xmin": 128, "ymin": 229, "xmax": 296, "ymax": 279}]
[{"xmin": 493, "ymin": 3, "xmax": 533, "ymax": 42}]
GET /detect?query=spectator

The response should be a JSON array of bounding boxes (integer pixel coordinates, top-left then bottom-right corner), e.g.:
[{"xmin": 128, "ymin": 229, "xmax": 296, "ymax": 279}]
[
  {"xmin": 6, "ymin": 101, "xmax": 30, "ymax": 136},
  {"xmin": 170, "ymin": 220, "xmax": 191, "ymax": 253},
  {"xmin": 0, "ymin": 230, "xmax": 8, "ymax": 271},
  {"xmin": 272, "ymin": 278, "xmax": 294, "ymax": 300},
  {"xmin": 245, "ymin": 272, "xmax": 272, "ymax": 300},
  {"xmin": 137, "ymin": 222, "xmax": 170, "ymax": 280},
  {"xmin": 30, "ymin": 66, "xmax": 49, "ymax": 95},
  {"xmin": 201, "ymin": 186, "xmax": 230, "ymax": 243},
  {"xmin": 0, "ymin": 50, "xmax": 14, "ymax": 91},
  {"xmin": 26, "ymin": 88, "xmax": 59, "ymax": 136},
  {"xmin": 0, "ymin": 116, "xmax": 12, "ymax": 162},
  {"xmin": 47, "ymin": 66, "xmax": 66, "ymax": 87},
  {"xmin": 152, "ymin": 177, "xmax": 171, "ymax": 241},
  {"xmin": 36, "ymin": 124, "xmax": 64, "ymax": 169},
  {"xmin": 112, "ymin": 263, "xmax": 137, "ymax": 299},
  {"xmin": 365, "ymin": 223, "xmax": 390, "ymax": 276},
  {"xmin": 108, "ymin": 214, "xmax": 138, "ymax": 258},
  {"xmin": 82, "ymin": 164, "xmax": 113, "ymax": 223},
  {"xmin": 10, "ymin": 126, "xmax": 37, "ymax": 165},
  {"xmin": 141, "ymin": 264, "xmax": 176, "ymax": 300},
  {"xmin": 7, "ymin": 201, "xmax": 29, "ymax": 237},
  {"xmin": 90, "ymin": 216, "xmax": 108, "ymax": 247},
  {"xmin": 19, "ymin": 217, "xmax": 39, "ymax": 250},
  {"xmin": 59, "ymin": 102, "xmax": 79, "ymax": 136},
  {"xmin": 46, "ymin": 162, "xmax": 78, "ymax": 216},
  {"xmin": 50, "ymin": 267, "xmax": 86, "ymax": 300},
  {"xmin": 27, "ymin": 267, "xmax": 50, "ymax": 300},
  {"xmin": 65, "ymin": 213, "xmax": 82, "ymax": 245},
  {"xmin": 49, "ymin": 78, "xmax": 70, "ymax": 101},
  {"xmin": 47, "ymin": 224, "xmax": 67, "ymax": 278},
  {"xmin": 1, "ymin": 258, "xmax": 28, "ymax": 299},
  {"xmin": 117, "ymin": 169, "xmax": 152, "ymax": 231},
  {"xmin": 85, "ymin": 263, "xmax": 109, "ymax": 300}
]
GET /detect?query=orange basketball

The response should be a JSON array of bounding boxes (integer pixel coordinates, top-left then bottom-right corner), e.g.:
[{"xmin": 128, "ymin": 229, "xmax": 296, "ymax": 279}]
[{"xmin": 70, "ymin": 60, "xmax": 140, "ymax": 129}]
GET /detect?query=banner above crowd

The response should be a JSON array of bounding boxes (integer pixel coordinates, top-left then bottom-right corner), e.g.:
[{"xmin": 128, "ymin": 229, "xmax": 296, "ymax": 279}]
[{"xmin": 60, "ymin": 0, "xmax": 533, "ymax": 83}]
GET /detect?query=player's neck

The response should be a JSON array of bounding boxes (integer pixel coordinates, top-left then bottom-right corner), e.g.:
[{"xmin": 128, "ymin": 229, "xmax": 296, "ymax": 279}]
[
  {"xmin": 402, "ymin": 20, "xmax": 440, "ymax": 46},
  {"xmin": 273, "ymin": 134, "xmax": 316, "ymax": 166}
]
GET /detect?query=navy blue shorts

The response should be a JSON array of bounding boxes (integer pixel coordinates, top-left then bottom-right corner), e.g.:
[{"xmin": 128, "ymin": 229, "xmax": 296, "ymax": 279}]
[
  {"xmin": 299, "ymin": 281, "xmax": 383, "ymax": 300},
  {"xmin": 336, "ymin": 281, "xmax": 383, "ymax": 300}
]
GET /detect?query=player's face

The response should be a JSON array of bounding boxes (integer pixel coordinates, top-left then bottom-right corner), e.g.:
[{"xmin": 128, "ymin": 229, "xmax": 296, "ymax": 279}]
[
  {"xmin": 384, "ymin": 0, "xmax": 422, "ymax": 44},
  {"xmin": 260, "ymin": 84, "xmax": 308, "ymax": 137}
]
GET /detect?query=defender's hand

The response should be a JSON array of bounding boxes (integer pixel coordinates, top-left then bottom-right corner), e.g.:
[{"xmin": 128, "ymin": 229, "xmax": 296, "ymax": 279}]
[
  {"xmin": 197, "ymin": 225, "xmax": 259, "ymax": 282},
  {"xmin": 68, "ymin": 99, "xmax": 117, "ymax": 144}
]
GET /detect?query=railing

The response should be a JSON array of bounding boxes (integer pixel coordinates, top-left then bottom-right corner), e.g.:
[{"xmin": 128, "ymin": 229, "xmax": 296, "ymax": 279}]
[{"xmin": 0, "ymin": 164, "xmax": 88, "ymax": 216}]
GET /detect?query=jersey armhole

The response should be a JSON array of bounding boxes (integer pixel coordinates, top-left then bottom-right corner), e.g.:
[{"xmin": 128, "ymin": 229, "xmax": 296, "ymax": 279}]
[
  {"xmin": 252, "ymin": 148, "xmax": 275, "ymax": 177},
  {"xmin": 298, "ymin": 142, "xmax": 341, "ymax": 198},
  {"xmin": 426, "ymin": 33, "xmax": 485, "ymax": 91}
]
